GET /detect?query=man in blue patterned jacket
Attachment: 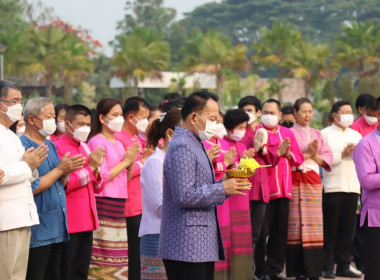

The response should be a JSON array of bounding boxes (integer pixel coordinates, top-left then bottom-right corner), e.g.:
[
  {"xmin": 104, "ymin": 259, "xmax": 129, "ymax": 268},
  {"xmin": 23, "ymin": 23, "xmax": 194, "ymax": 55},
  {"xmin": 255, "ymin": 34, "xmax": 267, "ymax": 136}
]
[{"xmin": 159, "ymin": 91, "xmax": 252, "ymax": 280}]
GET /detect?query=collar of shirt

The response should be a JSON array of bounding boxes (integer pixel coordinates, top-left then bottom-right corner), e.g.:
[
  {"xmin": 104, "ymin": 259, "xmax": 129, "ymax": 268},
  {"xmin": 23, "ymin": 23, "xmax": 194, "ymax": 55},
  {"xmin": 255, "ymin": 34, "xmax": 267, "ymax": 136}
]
[
  {"xmin": 61, "ymin": 134, "xmax": 80, "ymax": 147},
  {"xmin": 175, "ymin": 126, "xmax": 201, "ymax": 142}
]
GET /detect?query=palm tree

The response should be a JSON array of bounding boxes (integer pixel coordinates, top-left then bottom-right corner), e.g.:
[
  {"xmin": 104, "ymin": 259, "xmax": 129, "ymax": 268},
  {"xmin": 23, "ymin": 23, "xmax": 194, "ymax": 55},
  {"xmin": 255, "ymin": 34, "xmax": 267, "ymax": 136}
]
[
  {"xmin": 288, "ymin": 40, "xmax": 337, "ymax": 98},
  {"xmin": 112, "ymin": 27, "xmax": 170, "ymax": 97},
  {"xmin": 334, "ymin": 21, "xmax": 380, "ymax": 75},
  {"xmin": 26, "ymin": 25, "xmax": 68, "ymax": 98},
  {"xmin": 182, "ymin": 30, "xmax": 249, "ymax": 108},
  {"xmin": 60, "ymin": 34, "xmax": 94, "ymax": 104},
  {"xmin": 252, "ymin": 21, "xmax": 301, "ymax": 102}
]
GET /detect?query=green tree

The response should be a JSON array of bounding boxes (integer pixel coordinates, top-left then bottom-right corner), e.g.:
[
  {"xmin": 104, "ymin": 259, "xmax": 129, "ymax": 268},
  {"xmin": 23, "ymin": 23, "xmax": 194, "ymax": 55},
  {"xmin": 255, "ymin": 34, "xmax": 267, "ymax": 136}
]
[
  {"xmin": 182, "ymin": 30, "xmax": 249, "ymax": 107},
  {"xmin": 112, "ymin": 27, "xmax": 170, "ymax": 97},
  {"xmin": 251, "ymin": 22, "xmax": 301, "ymax": 102},
  {"xmin": 289, "ymin": 40, "xmax": 336, "ymax": 98}
]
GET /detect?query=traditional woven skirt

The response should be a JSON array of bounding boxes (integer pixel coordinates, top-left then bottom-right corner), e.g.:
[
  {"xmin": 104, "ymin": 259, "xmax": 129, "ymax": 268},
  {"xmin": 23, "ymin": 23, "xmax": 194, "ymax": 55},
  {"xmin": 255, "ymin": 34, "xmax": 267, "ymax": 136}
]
[
  {"xmin": 140, "ymin": 234, "xmax": 167, "ymax": 280},
  {"xmin": 89, "ymin": 197, "xmax": 128, "ymax": 280},
  {"xmin": 286, "ymin": 170, "xmax": 323, "ymax": 278},
  {"xmin": 215, "ymin": 191, "xmax": 253, "ymax": 280}
]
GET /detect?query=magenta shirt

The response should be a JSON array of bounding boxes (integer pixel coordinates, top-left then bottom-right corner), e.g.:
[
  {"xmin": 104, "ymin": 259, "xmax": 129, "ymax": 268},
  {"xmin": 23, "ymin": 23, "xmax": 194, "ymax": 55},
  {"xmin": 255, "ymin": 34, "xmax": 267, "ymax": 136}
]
[
  {"xmin": 88, "ymin": 134, "xmax": 128, "ymax": 199},
  {"xmin": 353, "ymin": 128, "xmax": 380, "ymax": 227},
  {"xmin": 202, "ymin": 136, "xmax": 231, "ymax": 181},
  {"xmin": 351, "ymin": 115, "xmax": 377, "ymax": 137},
  {"xmin": 114, "ymin": 129, "xmax": 144, "ymax": 217}
]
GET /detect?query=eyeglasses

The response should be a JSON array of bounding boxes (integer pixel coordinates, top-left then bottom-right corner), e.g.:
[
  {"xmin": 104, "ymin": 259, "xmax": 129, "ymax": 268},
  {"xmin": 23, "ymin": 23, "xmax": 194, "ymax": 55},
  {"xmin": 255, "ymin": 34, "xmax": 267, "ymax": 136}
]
[{"xmin": 0, "ymin": 99, "xmax": 25, "ymax": 106}]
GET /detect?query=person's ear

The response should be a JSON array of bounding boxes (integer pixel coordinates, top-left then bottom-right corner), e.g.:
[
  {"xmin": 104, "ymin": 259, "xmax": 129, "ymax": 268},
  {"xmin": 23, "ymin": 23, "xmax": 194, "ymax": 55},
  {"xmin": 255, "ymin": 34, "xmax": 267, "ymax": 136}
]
[
  {"xmin": 256, "ymin": 110, "xmax": 261, "ymax": 117},
  {"xmin": 65, "ymin": 120, "xmax": 70, "ymax": 131},
  {"xmin": 99, "ymin": 114, "xmax": 105, "ymax": 125},
  {"xmin": 28, "ymin": 114, "xmax": 36, "ymax": 126},
  {"xmin": 279, "ymin": 112, "xmax": 283, "ymax": 119},
  {"xmin": 189, "ymin": 112, "xmax": 197, "ymax": 125}
]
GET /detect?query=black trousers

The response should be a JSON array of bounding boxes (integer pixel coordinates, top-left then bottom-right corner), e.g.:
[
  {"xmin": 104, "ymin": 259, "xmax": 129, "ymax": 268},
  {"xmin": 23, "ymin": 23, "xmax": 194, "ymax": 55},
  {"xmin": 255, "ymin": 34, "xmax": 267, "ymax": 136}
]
[
  {"xmin": 322, "ymin": 192, "xmax": 358, "ymax": 271},
  {"xmin": 250, "ymin": 200, "xmax": 267, "ymax": 276},
  {"xmin": 26, "ymin": 242, "xmax": 64, "ymax": 280},
  {"xmin": 352, "ymin": 213, "xmax": 365, "ymax": 271},
  {"xmin": 363, "ymin": 217, "xmax": 380, "ymax": 280},
  {"xmin": 126, "ymin": 214, "xmax": 142, "ymax": 280},
  {"xmin": 255, "ymin": 198, "xmax": 290, "ymax": 277},
  {"xmin": 163, "ymin": 259, "xmax": 214, "ymax": 280},
  {"xmin": 60, "ymin": 231, "xmax": 93, "ymax": 280}
]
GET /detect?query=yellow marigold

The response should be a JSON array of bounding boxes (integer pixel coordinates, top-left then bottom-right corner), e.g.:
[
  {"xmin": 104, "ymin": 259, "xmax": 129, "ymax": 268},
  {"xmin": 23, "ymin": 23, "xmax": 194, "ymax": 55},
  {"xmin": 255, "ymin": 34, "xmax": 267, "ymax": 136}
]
[{"xmin": 238, "ymin": 158, "xmax": 261, "ymax": 173}]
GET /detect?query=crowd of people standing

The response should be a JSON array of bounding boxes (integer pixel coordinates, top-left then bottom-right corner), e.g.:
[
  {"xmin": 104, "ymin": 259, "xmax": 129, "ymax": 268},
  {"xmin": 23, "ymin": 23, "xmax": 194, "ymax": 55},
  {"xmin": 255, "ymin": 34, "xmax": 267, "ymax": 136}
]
[{"xmin": 0, "ymin": 78, "xmax": 379, "ymax": 280}]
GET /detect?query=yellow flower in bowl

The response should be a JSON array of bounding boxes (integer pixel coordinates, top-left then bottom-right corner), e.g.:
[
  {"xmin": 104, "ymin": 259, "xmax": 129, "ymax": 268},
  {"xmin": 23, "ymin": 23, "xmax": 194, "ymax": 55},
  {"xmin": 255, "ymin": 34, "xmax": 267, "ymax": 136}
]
[{"xmin": 225, "ymin": 158, "xmax": 261, "ymax": 178}]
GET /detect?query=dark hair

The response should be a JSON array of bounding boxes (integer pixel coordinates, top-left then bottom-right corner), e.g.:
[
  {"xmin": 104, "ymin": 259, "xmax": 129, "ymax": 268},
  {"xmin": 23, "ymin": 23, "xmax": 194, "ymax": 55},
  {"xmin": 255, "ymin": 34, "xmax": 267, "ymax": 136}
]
[
  {"xmin": 161, "ymin": 100, "xmax": 182, "ymax": 113},
  {"xmin": 88, "ymin": 98, "xmax": 121, "ymax": 141},
  {"xmin": 9, "ymin": 121, "xmax": 18, "ymax": 133},
  {"xmin": 149, "ymin": 106, "xmax": 161, "ymax": 119},
  {"xmin": 223, "ymin": 109, "xmax": 249, "ymax": 130},
  {"xmin": 327, "ymin": 111, "xmax": 334, "ymax": 123},
  {"xmin": 364, "ymin": 95, "xmax": 377, "ymax": 111},
  {"xmin": 65, "ymin": 104, "xmax": 91, "ymax": 122},
  {"xmin": 263, "ymin": 98, "xmax": 281, "ymax": 111},
  {"xmin": 0, "ymin": 80, "xmax": 21, "ymax": 99},
  {"xmin": 377, "ymin": 97, "xmax": 380, "ymax": 111},
  {"xmin": 281, "ymin": 105, "xmax": 293, "ymax": 115},
  {"xmin": 355, "ymin": 93, "xmax": 373, "ymax": 113},
  {"xmin": 182, "ymin": 91, "xmax": 218, "ymax": 120},
  {"xmin": 164, "ymin": 92, "xmax": 181, "ymax": 101},
  {"xmin": 122, "ymin": 96, "xmax": 149, "ymax": 117},
  {"xmin": 147, "ymin": 108, "xmax": 182, "ymax": 148},
  {"xmin": 238, "ymin": 96, "xmax": 262, "ymax": 112},
  {"xmin": 293, "ymin": 98, "xmax": 312, "ymax": 112},
  {"xmin": 331, "ymin": 100, "xmax": 351, "ymax": 114}
]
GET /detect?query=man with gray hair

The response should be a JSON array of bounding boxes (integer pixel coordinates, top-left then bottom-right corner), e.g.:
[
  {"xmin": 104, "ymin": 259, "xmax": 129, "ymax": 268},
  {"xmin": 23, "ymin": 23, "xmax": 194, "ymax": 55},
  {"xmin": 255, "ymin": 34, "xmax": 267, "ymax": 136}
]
[
  {"xmin": 21, "ymin": 96, "xmax": 85, "ymax": 279},
  {"xmin": 0, "ymin": 80, "xmax": 48, "ymax": 279}
]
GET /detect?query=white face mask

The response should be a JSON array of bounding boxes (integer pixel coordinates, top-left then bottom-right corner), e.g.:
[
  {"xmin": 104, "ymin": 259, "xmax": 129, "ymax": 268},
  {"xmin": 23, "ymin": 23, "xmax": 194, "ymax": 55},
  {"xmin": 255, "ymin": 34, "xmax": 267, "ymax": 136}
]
[
  {"xmin": 0, "ymin": 103, "xmax": 23, "ymax": 123},
  {"xmin": 246, "ymin": 112, "xmax": 257, "ymax": 124},
  {"xmin": 337, "ymin": 114, "xmax": 354, "ymax": 128},
  {"xmin": 16, "ymin": 125, "xmax": 25, "ymax": 137},
  {"xmin": 106, "ymin": 116, "xmax": 124, "ymax": 132},
  {"xmin": 261, "ymin": 114, "xmax": 279, "ymax": 128},
  {"xmin": 194, "ymin": 114, "xmax": 217, "ymax": 141},
  {"xmin": 38, "ymin": 118, "xmax": 57, "ymax": 137},
  {"xmin": 69, "ymin": 123, "xmax": 91, "ymax": 142},
  {"xmin": 364, "ymin": 114, "xmax": 378, "ymax": 126},
  {"xmin": 229, "ymin": 130, "xmax": 246, "ymax": 142},
  {"xmin": 133, "ymin": 116, "xmax": 149, "ymax": 133},
  {"xmin": 56, "ymin": 121, "xmax": 65, "ymax": 133},
  {"xmin": 215, "ymin": 123, "xmax": 227, "ymax": 139}
]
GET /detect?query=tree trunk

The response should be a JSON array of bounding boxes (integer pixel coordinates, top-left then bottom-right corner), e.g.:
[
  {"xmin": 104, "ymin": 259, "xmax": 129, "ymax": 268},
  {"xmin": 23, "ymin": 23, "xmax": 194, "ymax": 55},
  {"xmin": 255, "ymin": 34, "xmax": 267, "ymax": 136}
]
[
  {"xmin": 63, "ymin": 77, "xmax": 73, "ymax": 105},
  {"xmin": 133, "ymin": 76, "xmax": 139, "ymax": 97},
  {"xmin": 216, "ymin": 72, "xmax": 223, "ymax": 109},
  {"xmin": 304, "ymin": 79, "xmax": 311, "ymax": 99}
]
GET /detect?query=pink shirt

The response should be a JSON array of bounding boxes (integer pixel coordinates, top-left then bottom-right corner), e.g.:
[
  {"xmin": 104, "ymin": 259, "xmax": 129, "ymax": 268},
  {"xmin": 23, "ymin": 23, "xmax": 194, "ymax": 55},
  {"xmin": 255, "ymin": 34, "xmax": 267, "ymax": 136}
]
[
  {"xmin": 202, "ymin": 136, "xmax": 232, "ymax": 181},
  {"xmin": 55, "ymin": 134, "xmax": 102, "ymax": 234},
  {"xmin": 259, "ymin": 124, "xmax": 304, "ymax": 200},
  {"xmin": 49, "ymin": 134, "xmax": 61, "ymax": 142},
  {"xmin": 88, "ymin": 134, "xmax": 128, "ymax": 199},
  {"xmin": 241, "ymin": 126, "xmax": 280, "ymax": 203},
  {"xmin": 114, "ymin": 129, "xmax": 144, "ymax": 217},
  {"xmin": 351, "ymin": 115, "xmax": 377, "ymax": 137}
]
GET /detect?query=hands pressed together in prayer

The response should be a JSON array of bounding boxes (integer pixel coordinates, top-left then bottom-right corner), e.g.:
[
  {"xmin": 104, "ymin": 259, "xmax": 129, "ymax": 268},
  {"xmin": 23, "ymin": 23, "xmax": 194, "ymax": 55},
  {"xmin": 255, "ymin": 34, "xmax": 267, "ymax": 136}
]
[
  {"xmin": 277, "ymin": 137, "xmax": 291, "ymax": 158},
  {"xmin": 57, "ymin": 152, "xmax": 86, "ymax": 176},
  {"xmin": 88, "ymin": 147, "xmax": 106, "ymax": 172},
  {"xmin": 342, "ymin": 143, "xmax": 356, "ymax": 158},
  {"xmin": 22, "ymin": 145, "xmax": 49, "ymax": 170}
]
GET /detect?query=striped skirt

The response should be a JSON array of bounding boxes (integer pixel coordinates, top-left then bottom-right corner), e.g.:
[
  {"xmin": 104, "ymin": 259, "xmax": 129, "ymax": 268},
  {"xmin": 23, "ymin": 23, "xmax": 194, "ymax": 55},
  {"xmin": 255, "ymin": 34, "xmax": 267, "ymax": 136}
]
[
  {"xmin": 215, "ymin": 191, "xmax": 253, "ymax": 280},
  {"xmin": 89, "ymin": 197, "xmax": 128, "ymax": 280},
  {"xmin": 286, "ymin": 170, "xmax": 323, "ymax": 278},
  {"xmin": 140, "ymin": 234, "xmax": 167, "ymax": 280}
]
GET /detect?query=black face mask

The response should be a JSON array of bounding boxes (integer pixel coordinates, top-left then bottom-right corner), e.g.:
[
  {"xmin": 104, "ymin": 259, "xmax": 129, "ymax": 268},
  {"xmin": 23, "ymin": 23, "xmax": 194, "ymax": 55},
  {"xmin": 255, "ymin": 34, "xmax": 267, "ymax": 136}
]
[{"xmin": 281, "ymin": 121, "xmax": 294, "ymax": 128}]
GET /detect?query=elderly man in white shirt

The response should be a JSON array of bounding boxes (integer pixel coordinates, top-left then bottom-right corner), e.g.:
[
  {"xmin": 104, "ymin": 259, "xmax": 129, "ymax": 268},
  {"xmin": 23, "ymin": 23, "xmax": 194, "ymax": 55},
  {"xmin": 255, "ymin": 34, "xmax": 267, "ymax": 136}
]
[
  {"xmin": 0, "ymin": 80, "xmax": 48, "ymax": 279},
  {"xmin": 321, "ymin": 100, "xmax": 362, "ymax": 279}
]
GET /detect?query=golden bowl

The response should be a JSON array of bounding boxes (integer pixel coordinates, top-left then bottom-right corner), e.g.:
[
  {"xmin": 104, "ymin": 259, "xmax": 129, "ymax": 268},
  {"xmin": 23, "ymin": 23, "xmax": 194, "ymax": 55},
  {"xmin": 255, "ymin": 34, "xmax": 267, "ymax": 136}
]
[{"xmin": 225, "ymin": 169, "xmax": 256, "ymax": 178}]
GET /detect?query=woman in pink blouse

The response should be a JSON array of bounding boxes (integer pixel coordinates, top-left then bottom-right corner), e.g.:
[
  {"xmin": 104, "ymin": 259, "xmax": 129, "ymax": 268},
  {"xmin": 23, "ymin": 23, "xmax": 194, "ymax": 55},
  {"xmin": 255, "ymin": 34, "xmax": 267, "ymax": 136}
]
[{"xmin": 87, "ymin": 98, "xmax": 139, "ymax": 279}]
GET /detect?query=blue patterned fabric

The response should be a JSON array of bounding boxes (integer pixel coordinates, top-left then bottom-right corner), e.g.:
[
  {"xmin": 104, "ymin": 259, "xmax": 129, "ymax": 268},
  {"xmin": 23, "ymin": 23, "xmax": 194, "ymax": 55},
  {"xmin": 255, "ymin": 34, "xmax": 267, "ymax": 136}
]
[
  {"xmin": 20, "ymin": 136, "xmax": 69, "ymax": 248},
  {"xmin": 159, "ymin": 126, "xmax": 226, "ymax": 263}
]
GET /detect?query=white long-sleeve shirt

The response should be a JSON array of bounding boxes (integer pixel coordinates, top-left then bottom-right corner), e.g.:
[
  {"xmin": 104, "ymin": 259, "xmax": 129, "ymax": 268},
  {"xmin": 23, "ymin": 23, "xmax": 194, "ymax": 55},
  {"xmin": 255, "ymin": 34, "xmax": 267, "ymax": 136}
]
[
  {"xmin": 139, "ymin": 147, "xmax": 165, "ymax": 237},
  {"xmin": 321, "ymin": 124, "xmax": 362, "ymax": 194},
  {"xmin": 0, "ymin": 123, "xmax": 39, "ymax": 231}
]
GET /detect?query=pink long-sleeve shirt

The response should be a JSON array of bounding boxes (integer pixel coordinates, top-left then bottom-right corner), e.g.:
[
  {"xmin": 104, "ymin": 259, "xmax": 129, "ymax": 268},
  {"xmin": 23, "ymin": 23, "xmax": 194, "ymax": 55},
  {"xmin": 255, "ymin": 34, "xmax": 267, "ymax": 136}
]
[
  {"xmin": 55, "ymin": 134, "xmax": 103, "ymax": 234},
  {"xmin": 202, "ymin": 136, "xmax": 232, "ymax": 181},
  {"xmin": 259, "ymin": 124, "xmax": 304, "ymax": 200},
  {"xmin": 241, "ymin": 126, "xmax": 280, "ymax": 203},
  {"xmin": 291, "ymin": 123, "xmax": 332, "ymax": 174},
  {"xmin": 351, "ymin": 115, "xmax": 378, "ymax": 137},
  {"xmin": 114, "ymin": 129, "xmax": 144, "ymax": 217},
  {"xmin": 88, "ymin": 134, "xmax": 128, "ymax": 199}
]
